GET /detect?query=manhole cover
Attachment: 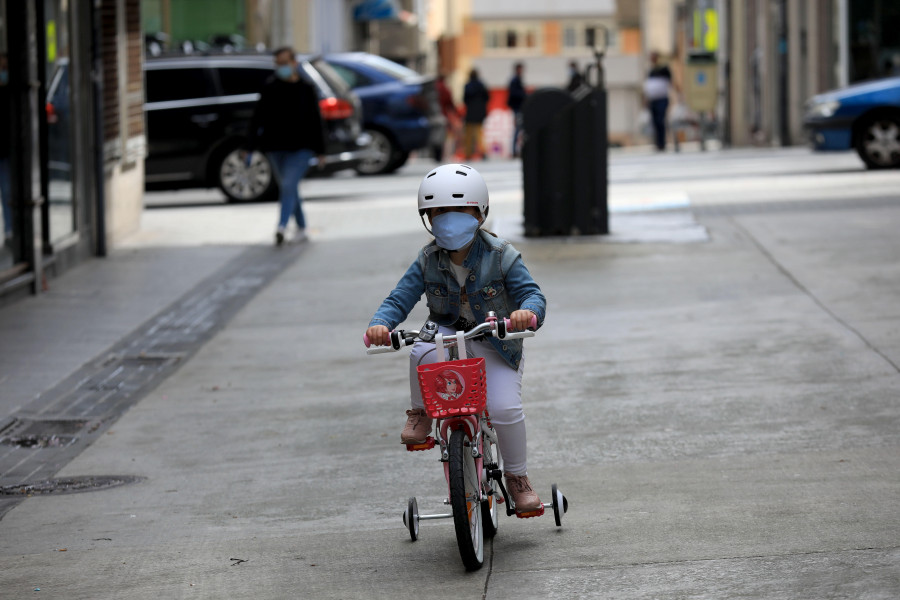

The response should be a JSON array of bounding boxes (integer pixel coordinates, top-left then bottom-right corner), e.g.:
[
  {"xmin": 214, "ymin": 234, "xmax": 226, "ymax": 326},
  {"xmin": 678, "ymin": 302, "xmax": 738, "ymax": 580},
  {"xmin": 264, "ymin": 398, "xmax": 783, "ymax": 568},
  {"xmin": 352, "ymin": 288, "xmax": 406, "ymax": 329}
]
[
  {"xmin": 2, "ymin": 435, "xmax": 78, "ymax": 449},
  {"xmin": 0, "ymin": 419, "xmax": 87, "ymax": 449},
  {"xmin": 0, "ymin": 475, "xmax": 145, "ymax": 496}
]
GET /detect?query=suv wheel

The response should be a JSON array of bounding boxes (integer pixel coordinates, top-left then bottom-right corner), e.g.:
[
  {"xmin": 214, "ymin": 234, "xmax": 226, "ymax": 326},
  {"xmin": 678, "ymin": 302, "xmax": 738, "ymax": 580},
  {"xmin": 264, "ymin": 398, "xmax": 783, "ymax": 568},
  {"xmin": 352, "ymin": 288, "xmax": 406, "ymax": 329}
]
[
  {"xmin": 855, "ymin": 113, "xmax": 900, "ymax": 169},
  {"xmin": 356, "ymin": 129, "xmax": 402, "ymax": 175},
  {"xmin": 218, "ymin": 148, "xmax": 277, "ymax": 202}
]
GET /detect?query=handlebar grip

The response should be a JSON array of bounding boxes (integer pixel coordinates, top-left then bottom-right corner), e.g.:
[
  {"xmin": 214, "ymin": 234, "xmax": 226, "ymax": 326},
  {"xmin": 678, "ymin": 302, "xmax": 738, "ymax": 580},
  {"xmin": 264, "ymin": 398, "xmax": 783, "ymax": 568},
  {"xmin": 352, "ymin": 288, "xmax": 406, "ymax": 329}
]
[
  {"xmin": 503, "ymin": 315, "xmax": 539, "ymax": 332},
  {"xmin": 365, "ymin": 329, "xmax": 399, "ymax": 349},
  {"xmin": 503, "ymin": 330, "xmax": 535, "ymax": 340},
  {"xmin": 366, "ymin": 346, "xmax": 398, "ymax": 355}
]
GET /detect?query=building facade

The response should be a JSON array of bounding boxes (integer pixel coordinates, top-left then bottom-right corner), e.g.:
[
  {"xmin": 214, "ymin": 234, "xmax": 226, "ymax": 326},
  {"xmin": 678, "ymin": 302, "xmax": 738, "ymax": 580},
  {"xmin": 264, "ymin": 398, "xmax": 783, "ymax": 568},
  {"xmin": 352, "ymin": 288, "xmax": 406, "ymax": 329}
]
[
  {"xmin": 677, "ymin": 0, "xmax": 897, "ymax": 148},
  {"xmin": 425, "ymin": 0, "xmax": 644, "ymax": 155},
  {"xmin": 1, "ymin": 0, "xmax": 144, "ymax": 304}
]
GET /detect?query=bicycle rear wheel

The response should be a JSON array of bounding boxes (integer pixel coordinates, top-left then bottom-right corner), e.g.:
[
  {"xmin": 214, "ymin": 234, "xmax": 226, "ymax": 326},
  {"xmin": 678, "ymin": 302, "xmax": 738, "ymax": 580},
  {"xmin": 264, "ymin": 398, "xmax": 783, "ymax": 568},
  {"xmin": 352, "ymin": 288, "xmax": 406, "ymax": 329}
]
[{"xmin": 448, "ymin": 428, "xmax": 484, "ymax": 571}]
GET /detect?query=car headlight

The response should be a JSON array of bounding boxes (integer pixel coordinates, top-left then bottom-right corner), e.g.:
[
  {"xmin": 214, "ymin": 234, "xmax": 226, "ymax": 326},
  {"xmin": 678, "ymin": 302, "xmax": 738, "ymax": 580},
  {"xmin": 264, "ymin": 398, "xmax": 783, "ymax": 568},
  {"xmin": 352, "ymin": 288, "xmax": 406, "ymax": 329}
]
[{"xmin": 807, "ymin": 100, "xmax": 840, "ymax": 119}]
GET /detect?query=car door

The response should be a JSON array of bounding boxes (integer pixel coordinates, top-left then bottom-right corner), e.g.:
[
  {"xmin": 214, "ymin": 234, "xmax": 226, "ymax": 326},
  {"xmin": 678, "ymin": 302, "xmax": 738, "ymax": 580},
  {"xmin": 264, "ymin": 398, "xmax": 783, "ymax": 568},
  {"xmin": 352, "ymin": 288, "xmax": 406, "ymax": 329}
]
[
  {"xmin": 144, "ymin": 65, "xmax": 221, "ymax": 184},
  {"xmin": 302, "ymin": 59, "xmax": 364, "ymax": 155},
  {"xmin": 212, "ymin": 63, "xmax": 272, "ymax": 140}
]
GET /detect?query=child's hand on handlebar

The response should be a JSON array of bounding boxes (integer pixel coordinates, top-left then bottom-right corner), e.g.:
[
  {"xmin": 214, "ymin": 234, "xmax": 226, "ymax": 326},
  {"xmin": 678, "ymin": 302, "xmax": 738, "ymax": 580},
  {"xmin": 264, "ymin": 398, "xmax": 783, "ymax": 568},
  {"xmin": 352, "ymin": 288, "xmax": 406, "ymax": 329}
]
[
  {"xmin": 365, "ymin": 325, "xmax": 391, "ymax": 347},
  {"xmin": 508, "ymin": 310, "xmax": 537, "ymax": 332}
]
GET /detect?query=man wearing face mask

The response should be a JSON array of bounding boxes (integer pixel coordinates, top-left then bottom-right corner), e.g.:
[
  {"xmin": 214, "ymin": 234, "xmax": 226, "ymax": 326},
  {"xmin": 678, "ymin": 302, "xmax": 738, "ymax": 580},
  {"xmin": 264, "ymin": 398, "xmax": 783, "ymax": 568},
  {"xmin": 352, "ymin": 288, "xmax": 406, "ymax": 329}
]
[{"xmin": 246, "ymin": 47, "xmax": 326, "ymax": 245}]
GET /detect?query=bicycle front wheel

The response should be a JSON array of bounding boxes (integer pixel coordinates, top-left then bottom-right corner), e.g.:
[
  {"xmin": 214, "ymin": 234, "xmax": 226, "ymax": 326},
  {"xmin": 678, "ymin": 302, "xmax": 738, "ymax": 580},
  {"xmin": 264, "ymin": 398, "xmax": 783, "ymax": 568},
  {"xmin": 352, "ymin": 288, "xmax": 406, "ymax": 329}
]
[
  {"xmin": 481, "ymin": 432, "xmax": 501, "ymax": 539},
  {"xmin": 448, "ymin": 428, "xmax": 484, "ymax": 571}
]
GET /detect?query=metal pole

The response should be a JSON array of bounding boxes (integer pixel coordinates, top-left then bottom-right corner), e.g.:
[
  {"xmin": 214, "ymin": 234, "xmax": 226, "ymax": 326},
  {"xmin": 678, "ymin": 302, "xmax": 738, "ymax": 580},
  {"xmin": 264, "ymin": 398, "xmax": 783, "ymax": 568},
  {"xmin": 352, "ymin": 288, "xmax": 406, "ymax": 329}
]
[
  {"xmin": 721, "ymin": 0, "xmax": 732, "ymax": 148},
  {"xmin": 7, "ymin": 0, "xmax": 45, "ymax": 292},
  {"xmin": 778, "ymin": 0, "xmax": 790, "ymax": 146},
  {"xmin": 91, "ymin": 0, "xmax": 106, "ymax": 257}
]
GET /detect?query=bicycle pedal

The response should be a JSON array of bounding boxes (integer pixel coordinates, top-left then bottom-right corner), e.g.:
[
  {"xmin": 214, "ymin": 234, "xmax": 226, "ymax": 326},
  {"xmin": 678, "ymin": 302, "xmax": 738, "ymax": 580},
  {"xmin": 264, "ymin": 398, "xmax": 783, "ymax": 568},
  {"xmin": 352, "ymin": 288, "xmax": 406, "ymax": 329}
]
[
  {"xmin": 515, "ymin": 506, "xmax": 545, "ymax": 519},
  {"xmin": 405, "ymin": 437, "xmax": 436, "ymax": 452}
]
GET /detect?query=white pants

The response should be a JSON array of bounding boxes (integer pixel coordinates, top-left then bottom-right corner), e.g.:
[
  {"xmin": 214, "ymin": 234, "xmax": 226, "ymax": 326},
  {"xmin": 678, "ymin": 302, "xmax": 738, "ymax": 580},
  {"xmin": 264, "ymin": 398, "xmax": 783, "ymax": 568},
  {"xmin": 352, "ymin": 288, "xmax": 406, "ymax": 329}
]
[{"xmin": 409, "ymin": 327, "xmax": 529, "ymax": 475}]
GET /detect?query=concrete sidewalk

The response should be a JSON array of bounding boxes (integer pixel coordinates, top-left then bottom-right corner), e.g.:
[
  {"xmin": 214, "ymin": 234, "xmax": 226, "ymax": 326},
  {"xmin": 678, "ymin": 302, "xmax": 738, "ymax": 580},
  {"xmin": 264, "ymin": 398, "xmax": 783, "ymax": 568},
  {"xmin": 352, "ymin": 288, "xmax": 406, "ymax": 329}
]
[
  {"xmin": 0, "ymin": 195, "xmax": 899, "ymax": 599},
  {"xmin": 0, "ymin": 245, "xmax": 249, "ymax": 414}
]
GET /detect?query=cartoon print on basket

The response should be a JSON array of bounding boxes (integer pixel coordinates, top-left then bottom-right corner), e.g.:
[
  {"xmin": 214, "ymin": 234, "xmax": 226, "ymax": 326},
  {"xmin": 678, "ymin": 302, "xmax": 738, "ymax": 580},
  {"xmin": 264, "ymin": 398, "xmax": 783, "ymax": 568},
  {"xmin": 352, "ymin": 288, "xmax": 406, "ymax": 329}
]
[{"xmin": 434, "ymin": 369, "xmax": 465, "ymax": 402}]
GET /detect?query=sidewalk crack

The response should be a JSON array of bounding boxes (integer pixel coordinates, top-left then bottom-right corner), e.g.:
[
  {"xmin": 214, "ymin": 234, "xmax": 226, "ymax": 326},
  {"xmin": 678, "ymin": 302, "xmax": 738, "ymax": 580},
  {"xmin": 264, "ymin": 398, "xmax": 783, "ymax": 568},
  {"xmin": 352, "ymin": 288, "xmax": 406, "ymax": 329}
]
[
  {"xmin": 482, "ymin": 537, "xmax": 495, "ymax": 600},
  {"xmin": 733, "ymin": 218, "xmax": 900, "ymax": 375}
]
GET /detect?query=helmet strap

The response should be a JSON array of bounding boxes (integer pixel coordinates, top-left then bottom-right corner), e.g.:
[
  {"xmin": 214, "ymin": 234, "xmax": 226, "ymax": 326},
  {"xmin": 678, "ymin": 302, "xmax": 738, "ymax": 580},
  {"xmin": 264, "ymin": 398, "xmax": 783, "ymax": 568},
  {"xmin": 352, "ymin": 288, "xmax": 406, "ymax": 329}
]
[{"xmin": 420, "ymin": 213, "xmax": 433, "ymax": 236}]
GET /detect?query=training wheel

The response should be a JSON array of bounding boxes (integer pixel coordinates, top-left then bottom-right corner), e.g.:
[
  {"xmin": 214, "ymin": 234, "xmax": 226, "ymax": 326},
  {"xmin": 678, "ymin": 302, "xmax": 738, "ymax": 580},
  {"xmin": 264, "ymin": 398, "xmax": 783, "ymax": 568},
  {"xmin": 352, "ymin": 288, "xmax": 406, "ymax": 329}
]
[
  {"xmin": 551, "ymin": 483, "xmax": 568, "ymax": 527},
  {"xmin": 402, "ymin": 497, "xmax": 419, "ymax": 541}
]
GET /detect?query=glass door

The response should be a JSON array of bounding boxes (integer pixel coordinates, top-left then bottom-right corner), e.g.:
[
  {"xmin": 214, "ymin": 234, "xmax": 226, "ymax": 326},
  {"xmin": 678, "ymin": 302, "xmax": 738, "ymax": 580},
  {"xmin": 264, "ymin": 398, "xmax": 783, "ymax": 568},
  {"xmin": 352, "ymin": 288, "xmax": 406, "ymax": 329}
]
[
  {"xmin": 0, "ymin": 0, "xmax": 17, "ymax": 271},
  {"xmin": 44, "ymin": 0, "xmax": 75, "ymax": 245}
]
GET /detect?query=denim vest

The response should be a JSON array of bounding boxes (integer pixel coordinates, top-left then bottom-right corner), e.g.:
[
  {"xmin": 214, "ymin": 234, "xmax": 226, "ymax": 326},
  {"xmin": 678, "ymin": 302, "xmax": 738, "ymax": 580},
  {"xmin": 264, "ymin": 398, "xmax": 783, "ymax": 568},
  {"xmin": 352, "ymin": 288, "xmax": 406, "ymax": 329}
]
[{"xmin": 369, "ymin": 230, "xmax": 546, "ymax": 370}]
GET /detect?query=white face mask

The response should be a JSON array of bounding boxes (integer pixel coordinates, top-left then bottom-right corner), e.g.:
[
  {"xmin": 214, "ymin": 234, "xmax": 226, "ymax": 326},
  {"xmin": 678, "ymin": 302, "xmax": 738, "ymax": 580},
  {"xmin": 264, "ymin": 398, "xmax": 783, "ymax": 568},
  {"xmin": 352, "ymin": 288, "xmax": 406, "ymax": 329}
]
[{"xmin": 431, "ymin": 212, "xmax": 480, "ymax": 251}]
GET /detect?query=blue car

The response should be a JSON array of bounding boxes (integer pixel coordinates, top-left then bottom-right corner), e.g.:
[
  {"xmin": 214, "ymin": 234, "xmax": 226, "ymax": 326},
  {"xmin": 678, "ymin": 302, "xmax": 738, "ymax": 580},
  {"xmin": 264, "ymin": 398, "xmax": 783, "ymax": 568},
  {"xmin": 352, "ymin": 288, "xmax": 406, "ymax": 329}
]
[
  {"xmin": 803, "ymin": 76, "xmax": 900, "ymax": 169},
  {"xmin": 325, "ymin": 53, "xmax": 445, "ymax": 175}
]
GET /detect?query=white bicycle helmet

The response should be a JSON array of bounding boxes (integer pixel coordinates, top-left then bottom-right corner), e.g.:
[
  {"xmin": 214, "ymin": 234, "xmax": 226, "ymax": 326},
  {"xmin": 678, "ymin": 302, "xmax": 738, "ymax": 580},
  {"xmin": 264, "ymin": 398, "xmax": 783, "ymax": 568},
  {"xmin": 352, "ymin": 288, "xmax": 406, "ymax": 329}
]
[{"xmin": 417, "ymin": 163, "xmax": 489, "ymax": 218}]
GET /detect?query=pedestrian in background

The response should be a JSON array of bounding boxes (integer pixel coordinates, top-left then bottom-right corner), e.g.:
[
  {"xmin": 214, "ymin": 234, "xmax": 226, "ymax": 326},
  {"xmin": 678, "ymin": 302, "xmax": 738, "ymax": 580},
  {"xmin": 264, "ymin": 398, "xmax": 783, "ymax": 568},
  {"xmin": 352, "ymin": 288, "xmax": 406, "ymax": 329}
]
[
  {"xmin": 506, "ymin": 62, "xmax": 526, "ymax": 158},
  {"xmin": 642, "ymin": 51, "xmax": 674, "ymax": 152},
  {"xmin": 566, "ymin": 60, "xmax": 584, "ymax": 92},
  {"xmin": 434, "ymin": 73, "xmax": 460, "ymax": 162},
  {"xmin": 462, "ymin": 69, "xmax": 490, "ymax": 161},
  {"xmin": 246, "ymin": 46, "xmax": 325, "ymax": 246}
]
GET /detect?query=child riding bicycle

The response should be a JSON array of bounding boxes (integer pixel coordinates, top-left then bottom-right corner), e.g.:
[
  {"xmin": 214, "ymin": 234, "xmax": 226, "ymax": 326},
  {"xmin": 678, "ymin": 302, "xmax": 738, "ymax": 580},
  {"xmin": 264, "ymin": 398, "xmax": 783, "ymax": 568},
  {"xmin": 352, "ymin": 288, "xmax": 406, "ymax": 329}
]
[{"xmin": 365, "ymin": 163, "xmax": 547, "ymax": 513}]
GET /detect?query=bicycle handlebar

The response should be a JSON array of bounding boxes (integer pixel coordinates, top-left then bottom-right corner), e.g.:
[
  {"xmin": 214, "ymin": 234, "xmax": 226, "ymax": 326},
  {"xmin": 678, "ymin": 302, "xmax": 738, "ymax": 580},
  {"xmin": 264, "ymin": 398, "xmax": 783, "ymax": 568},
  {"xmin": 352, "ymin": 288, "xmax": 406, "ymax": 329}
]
[{"xmin": 364, "ymin": 315, "xmax": 537, "ymax": 355}]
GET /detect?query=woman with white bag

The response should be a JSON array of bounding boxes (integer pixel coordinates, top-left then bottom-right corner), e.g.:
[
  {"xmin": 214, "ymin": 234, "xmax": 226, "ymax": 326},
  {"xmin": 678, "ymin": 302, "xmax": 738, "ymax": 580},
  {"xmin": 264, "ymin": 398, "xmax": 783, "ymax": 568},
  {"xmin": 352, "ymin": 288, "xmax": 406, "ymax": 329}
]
[{"xmin": 642, "ymin": 52, "xmax": 675, "ymax": 151}]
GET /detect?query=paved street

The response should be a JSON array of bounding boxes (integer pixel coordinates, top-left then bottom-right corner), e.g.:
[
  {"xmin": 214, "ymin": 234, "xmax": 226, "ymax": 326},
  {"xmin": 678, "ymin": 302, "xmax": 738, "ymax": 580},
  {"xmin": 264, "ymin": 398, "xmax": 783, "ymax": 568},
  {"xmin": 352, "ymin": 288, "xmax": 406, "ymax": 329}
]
[{"xmin": 1, "ymin": 147, "xmax": 899, "ymax": 599}]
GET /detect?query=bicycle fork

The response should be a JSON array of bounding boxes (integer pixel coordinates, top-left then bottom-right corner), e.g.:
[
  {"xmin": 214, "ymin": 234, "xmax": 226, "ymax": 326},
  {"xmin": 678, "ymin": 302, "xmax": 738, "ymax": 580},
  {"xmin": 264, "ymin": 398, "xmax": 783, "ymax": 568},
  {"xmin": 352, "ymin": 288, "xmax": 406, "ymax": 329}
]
[{"xmin": 411, "ymin": 415, "xmax": 486, "ymax": 525}]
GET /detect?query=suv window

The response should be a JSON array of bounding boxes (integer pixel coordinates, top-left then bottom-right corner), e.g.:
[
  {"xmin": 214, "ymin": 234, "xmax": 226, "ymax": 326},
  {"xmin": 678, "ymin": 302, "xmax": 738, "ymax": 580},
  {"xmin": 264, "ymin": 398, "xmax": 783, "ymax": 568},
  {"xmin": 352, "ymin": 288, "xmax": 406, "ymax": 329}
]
[
  {"xmin": 358, "ymin": 54, "xmax": 419, "ymax": 80},
  {"xmin": 145, "ymin": 67, "xmax": 217, "ymax": 103},
  {"xmin": 327, "ymin": 63, "xmax": 374, "ymax": 89},
  {"xmin": 217, "ymin": 66, "xmax": 272, "ymax": 96},
  {"xmin": 306, "ymin": 59, "xmax": 352, "ymax": 97}
]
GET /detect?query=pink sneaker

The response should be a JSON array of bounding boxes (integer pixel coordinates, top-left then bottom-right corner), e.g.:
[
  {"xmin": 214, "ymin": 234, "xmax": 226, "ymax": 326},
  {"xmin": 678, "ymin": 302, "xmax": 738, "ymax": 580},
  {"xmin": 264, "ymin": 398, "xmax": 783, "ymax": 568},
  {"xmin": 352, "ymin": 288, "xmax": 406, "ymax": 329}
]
[
  {"xmin": 400, "ymin": 409, "xmax": 433, "ymax": 444},
  {"xmin": 505, "ymin": 473, "xmax": 541, "ymax": 513}
]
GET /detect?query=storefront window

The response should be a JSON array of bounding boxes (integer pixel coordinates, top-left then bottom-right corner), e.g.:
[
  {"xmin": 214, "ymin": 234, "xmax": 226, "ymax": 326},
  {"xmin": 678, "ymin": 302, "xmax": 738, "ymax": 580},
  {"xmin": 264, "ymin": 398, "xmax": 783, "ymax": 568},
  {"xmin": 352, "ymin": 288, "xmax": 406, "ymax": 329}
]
[
  {"xmin": 849, "ymin": 0, "xmax": 900, "ymax": 82},
  {"xmin": 0, "ymin": 0, "xmax": 17, "ymax": 271},
  {"xmin": 44, "ymin": 0, "xmax": 75, "ymax": 244}
]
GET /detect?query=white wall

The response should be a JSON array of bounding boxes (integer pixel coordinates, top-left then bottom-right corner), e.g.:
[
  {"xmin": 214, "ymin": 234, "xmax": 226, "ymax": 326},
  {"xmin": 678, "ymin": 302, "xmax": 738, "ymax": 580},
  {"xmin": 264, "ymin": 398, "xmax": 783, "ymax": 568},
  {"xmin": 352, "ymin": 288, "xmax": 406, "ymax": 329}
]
[
  {"xmin": 104, "ymin": 161, "xmax": 144, "ymax": 247},
  {"xmin": 642, "ymin": 0, "xmax": 676, "ymax": 56},
  {"xmin": 472, "ymin": 0, "xmax": 616, "ymax": 18},
  {"xmin": 309, "ymin": 0, "xmax": 354, "ymax": 53}
]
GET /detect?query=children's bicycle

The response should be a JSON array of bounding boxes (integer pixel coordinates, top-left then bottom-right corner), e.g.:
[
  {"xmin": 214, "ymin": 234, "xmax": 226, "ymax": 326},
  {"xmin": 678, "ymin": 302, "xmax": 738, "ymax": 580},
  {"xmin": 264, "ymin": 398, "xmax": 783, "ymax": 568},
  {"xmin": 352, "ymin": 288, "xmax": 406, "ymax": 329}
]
[{"xmin": 365, "ymin": 312, "xmax": 568, "ymax": 571}]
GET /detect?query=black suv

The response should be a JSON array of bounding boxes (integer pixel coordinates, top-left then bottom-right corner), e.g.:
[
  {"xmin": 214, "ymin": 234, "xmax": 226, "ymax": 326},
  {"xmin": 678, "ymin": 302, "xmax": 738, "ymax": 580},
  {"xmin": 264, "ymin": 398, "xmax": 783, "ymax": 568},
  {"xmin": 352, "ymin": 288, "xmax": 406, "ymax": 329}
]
[{"xmin": 144, "ymin": 54, "xmax": 369, "ymax": 201}]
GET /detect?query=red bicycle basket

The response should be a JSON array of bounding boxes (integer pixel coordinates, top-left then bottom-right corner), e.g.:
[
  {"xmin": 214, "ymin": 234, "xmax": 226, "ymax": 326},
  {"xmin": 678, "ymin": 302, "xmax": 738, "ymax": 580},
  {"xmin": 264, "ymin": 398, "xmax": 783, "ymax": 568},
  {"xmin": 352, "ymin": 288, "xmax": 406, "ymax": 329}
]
[{"xmin": 417, "ymin": 358, "xmax": 486, "ymax": 418}]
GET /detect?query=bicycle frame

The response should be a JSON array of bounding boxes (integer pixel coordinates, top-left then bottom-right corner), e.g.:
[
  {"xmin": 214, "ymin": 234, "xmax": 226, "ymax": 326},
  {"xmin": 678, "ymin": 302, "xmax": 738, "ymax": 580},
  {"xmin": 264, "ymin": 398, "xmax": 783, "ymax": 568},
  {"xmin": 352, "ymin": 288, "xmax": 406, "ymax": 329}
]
[{"xmin": 435, "ymin": 413, "xmax": 494, "ymax": 500}]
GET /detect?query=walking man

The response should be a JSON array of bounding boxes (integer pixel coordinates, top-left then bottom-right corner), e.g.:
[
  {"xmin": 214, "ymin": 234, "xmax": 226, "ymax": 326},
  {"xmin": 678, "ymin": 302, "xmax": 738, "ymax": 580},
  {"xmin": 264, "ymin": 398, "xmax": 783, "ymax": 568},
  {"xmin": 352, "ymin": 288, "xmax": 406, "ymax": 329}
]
[
  {"xmin": 462, "ymin": 69, "xmax": 490, "ymax": 161},
  {"xmin": 506, "ymin": 63, "xmax": 526, "ymax": 158},
  {"xmin": 247, "ymin": 47, "xmax": 325, "ymax": 245}
]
